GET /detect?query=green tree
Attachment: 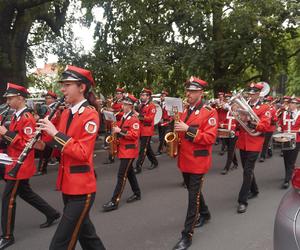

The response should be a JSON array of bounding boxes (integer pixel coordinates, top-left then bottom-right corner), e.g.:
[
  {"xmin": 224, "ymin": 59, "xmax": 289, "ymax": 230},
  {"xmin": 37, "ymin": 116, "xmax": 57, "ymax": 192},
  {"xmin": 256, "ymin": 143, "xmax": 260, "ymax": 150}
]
[{"xmin": 0, "ymin": 0, "xmax": 70, "ymax": 102}]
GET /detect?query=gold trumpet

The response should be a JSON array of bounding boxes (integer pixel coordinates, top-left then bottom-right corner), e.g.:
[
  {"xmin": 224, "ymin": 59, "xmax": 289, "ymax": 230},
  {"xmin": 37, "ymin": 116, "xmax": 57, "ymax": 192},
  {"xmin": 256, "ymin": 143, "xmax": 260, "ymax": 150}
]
[{"xmin": 164, "ymin": 106, "xmax": 180, "ymax": 158}]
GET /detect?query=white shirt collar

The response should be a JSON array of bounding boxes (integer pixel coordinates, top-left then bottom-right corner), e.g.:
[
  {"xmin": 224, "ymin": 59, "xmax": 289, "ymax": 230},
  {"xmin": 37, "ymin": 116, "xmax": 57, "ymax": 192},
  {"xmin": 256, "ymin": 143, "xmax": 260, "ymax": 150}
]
[
  {"xmin": 70, "ymin": 99, "xmax": 87, "ymax": 114},
  {"xmin": 123, "ymin": 111, "xmax": 131, "ymax": 120},
  {"xmin": 15, "ymin": 107, "xmax": 27, "ymax": 118}
]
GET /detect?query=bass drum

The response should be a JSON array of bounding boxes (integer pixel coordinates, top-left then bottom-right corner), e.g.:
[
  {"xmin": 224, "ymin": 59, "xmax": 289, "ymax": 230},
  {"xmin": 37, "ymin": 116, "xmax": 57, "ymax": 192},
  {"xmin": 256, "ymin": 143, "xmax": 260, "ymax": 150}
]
[{"xmin": 154, "ymin": 103, "xmax": 162, "ymax": 125}]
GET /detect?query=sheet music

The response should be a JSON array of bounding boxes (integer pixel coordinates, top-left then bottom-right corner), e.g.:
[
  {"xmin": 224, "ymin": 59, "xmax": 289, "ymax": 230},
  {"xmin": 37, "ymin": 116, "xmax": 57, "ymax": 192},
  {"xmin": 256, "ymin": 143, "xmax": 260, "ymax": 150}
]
[
  {"xmin": 0, "ymin": 153, "xmax": 13, "ymax": 165},
  {"xmin": 165, "ymin": 97, "xmax": 183, "ymax": 115},
  {"xmin": 103, "ymin": 110, "xmax": 116, "ymax": 122}
]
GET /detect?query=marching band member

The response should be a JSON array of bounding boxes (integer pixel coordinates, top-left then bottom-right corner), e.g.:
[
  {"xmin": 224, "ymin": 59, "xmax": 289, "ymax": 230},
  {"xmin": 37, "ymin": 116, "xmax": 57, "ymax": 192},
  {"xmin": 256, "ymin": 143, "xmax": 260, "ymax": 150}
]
[
  {"xmin": 259, "ymin": 96, "xmax": 278, "ymax": 162},
  {"xmin": 37, "ymin": 66, "xmax": 106, "ymax": 250},
  {"xmin": 134, "ymin": 88, "xmax": 158, "ymax": 174},
  {"xmin": 36, "ymin": 90, "xmax": 61, "ymax": 175},
  {"xmin": 156, "ymin": 90, "xmax": 171, "ymax": 155},
  {"xmin": 103, "ymin": 87, "xmax": 124, "ymax": 164},
  {"xmin": 220, "ymin": 93, "xmax": 239, "ymax": 175},
  {"xmin": 278, "ymin": 97, "xmax": 300, "ymax": 189},
  {"xmin": 236, "ymin": 83, "xmax": 271, "ymax": 213},
  {"xmin": 102, "ymin": 94, "xmax": 141, "ymax": 211},
  {"xmin": 172, "ymin": 77, "xmax": 218, "ymax": 250},
  {"xmin": 0, "ymin": 83, "xmax": 60, "ymax": 249}
]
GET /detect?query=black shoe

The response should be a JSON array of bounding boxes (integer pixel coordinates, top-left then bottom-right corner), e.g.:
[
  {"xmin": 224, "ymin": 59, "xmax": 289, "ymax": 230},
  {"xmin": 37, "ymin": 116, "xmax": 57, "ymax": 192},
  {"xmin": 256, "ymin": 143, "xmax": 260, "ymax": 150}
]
[
  {"xmin": 259, "ymin": 157, "xmax": 265, "ymax": 162},
  {"xmin": 237, "ymin": 203, "xmax": 247, "ymax": 213},
  {"xmin": 134, "ymin": 166, "xmax": 142, "ymax": 174},
  {"xmin": 40, "ymin": 213, "xmax": 60, "ymax": 228},
  {"xmin": 232, "ymin": 164, "xmax": 238, "ymax": 169},
  {"xmin": 102, "ymin": 159, "xmax": 114, "ymax": 165},
  {"xmin": 126, "ymin": 194, "xmax": 141, "ymax": 203},
  {"xmin": 148, "ymin": 162, "xmax": 158, "ymax": 170},
  {"xmin": 267, "ymin": 149, "xmax": 273, "ymax": 157},
  {"xmin": 248, "ymin": 192, "xmax": 259, "ymax": 199},
  {"xmin": 172, "ymin": 236, "xmax": 192, "ymax": 250},
  {"xmin": 195, "ymin": 213, "xmax": 211, "ymax": 228},
  {"xmin": 221, "ymin": 168, "xmax": 229, "ymax": 175},
  {"xmin": 102, "ymin": 201, "xmax": 118, "ymax": 212},
  {"xmin": 0, "ymin": 237, "xmax": 14, "ymax": 250},
  {"xmin": 281, "ymin": 181, "xmax": 290, "ymax": 189},
  {"xmin": 155, "ymin": 151, "xmax": 162, "ymax": 156}
]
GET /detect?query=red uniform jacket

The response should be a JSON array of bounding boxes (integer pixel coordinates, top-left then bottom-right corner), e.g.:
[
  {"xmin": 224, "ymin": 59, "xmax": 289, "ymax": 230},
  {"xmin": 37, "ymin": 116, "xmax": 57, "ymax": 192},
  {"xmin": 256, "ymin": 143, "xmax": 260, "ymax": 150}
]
[
  {"xmin": 117, "ymin": 112, "xmax": 140, "ymax": 158},
  {"xmin": 2, "ymin": 109, "xmax": 36, "ymax": 180},
  {"xmin": 219, "ymin": 111, "xmax": 238, "ymax": 136},
  {"xmin": 278, "ymin": 110, "xmax": 300, "ymax": 142},
  {"xmin": 49, "ymin": 101, "xmax": 99, "ymax": 195},
  {"xmin": 217, "ymin": 108, "xmax": 227, "ymax": 126},
  {"xmin": 236, "ymin": 103, "xmax": 271, "ymax": 152},
  {"xmin": 177, "ymin": 102, "xmax": 218, "ymax": 174},
  {"xmin": 138, "ymin": 101, "xmax": 156, "ymax": 136},
  {"xmin": 265, "ymin": 104, "xmax": 278, "ymax": 133}
]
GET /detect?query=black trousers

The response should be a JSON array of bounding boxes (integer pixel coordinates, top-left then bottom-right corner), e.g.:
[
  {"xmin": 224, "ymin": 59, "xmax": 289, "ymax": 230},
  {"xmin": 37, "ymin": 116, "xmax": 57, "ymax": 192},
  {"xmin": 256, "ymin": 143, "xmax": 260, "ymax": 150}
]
[
  {"xmin": 50, "ymin": 193, "xmax": 105, "ymax": 250},
  {"xmin": 157, "ymin": 125, "xmax": 169, "ymax": 153},
  {"xmin": 37, "ymin": 145, "xmax": 53, "ymax": 173},
  {"xmin": 238, "ymin": 150, "xmax": 259, "ymax": 205},
  {"xmin": 181, "ymin": 173, "xmax": 208, "ymax": 238},
  {"xmin": 283, "ymin": 142, "xmax": 300, "ymax": 182},
  {"xmin": 260, "ymin": 132, "xmax": 273, "ymax": 159},
  {"xmin": 223, "ymin": 136, "xmax": 238, "ymax": 170},
  {"xmin": 112, "ymin": 159, "xmax": 141, "ymax": 203},
  {"xmin": 136, "ymin": 136, "xmax": 158, "ymax": 167},
  {"xmin": 1, "ymin": 179, "xmax": 58, "ymax": 239}
]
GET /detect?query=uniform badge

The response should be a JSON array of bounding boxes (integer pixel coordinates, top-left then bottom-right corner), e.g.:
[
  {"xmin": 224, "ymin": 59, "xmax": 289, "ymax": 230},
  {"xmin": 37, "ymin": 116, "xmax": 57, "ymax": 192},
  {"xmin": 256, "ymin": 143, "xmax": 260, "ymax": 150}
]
[
  {"xmin": 78, "ymin": 107, "xmax": 85, "ymax": 114},
  {"xmin": 208, "ymin": 118, "xmax": 216, "ymax": 126},
  {"xmin": 133, "ymin": 123, "xmax": 139, "ymax": 129},
  {"xmin": 24, "ymin": 127, "xmax": 33, "ymax": 135},
  {"xmin": 84, "ymin": 121, "xmax": 97, "ymax": 134},
  {"xmin": 265, "ymin": 111, "xmax": 271, "ymax": 118},
  {"xmin": 256, "ymin": 105, "xmax": 260, "ymax": 109},
  {"xmin": 151, "ymin": 109, "xmax": 156, "ymax": 113},
  {"xmin": 195, "ymin": 110, "xmax": 199, "ymax": 115}
]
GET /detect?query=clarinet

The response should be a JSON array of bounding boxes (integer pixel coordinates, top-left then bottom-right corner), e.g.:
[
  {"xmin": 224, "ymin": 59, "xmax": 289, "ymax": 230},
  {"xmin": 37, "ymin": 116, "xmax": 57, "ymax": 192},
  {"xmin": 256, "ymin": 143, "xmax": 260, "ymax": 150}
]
[{"xmin": 8, "ymin": 97, "xmax": 64, "ymax": 178}]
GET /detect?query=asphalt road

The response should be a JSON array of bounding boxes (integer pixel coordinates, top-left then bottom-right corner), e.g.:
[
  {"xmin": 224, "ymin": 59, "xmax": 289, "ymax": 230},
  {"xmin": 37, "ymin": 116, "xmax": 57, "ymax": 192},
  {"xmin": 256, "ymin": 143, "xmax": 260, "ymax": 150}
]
[{"xmin": 0, "ymin": 141, "xmax": 298, "ymax": 250}]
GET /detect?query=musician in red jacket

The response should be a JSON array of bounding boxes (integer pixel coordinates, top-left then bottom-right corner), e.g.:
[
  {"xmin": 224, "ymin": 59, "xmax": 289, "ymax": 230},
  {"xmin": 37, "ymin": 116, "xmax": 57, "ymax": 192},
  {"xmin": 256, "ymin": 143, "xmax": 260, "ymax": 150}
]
[
  {"xmin": 235, "ymin": 83, "xmax": 271, "ymax": 213},
  {"xmin": 220, "ymin": 93, "xmax": 239, "ymax": 175},
  {"xmin": 259, "ymin": 96, "xmax": 278, "ymax": 162},
  {"xmin": 0, "ymin": 83, "xmax": 60, "ymax": 249},
  {"xmin": 103, "ymin": 94, "xmax": 141, "ymax": 211},
  {"xmin": 36, "ymin": 90, "xmax": 61, "ymax": 175},
  {"xmin": 277, "ymin": 97, "xmax": 300, "ymax": 189},
  {"xmin": 156, "ymin": 90, "xmax": 171, "ymax": 155},
  {"xmin": 103, "ymin": 87, "xmax": 124, "ymax": 164},
  {"xmin": 172, "ymin": 77, "xmax": 218, "ymax": 250},
  {"xmin": 38, "ymin": 66, "xmax": 106, "ymax": 250},
  {"xmin": 134, "ymin": 88, "xmax": 158, "ymax": 174}
]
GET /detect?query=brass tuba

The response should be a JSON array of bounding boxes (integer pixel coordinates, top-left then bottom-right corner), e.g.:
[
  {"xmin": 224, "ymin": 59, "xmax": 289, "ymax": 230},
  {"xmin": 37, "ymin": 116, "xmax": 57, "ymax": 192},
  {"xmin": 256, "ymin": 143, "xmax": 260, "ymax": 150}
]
[
  {"xmin": 228, "ymin": 92, "xmax": 262, "ymax": 136},
  {"xmin": 164, "ymin": 106, "xmax": 180, "ymax": 157}
]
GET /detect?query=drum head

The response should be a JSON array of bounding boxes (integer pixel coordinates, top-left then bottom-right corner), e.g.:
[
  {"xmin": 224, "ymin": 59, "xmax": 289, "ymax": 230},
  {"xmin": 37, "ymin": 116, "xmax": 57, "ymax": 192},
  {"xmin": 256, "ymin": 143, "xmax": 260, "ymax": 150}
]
[{"xmin": 154, "ymin": 103, "xmax": 162, "ymax": 125}]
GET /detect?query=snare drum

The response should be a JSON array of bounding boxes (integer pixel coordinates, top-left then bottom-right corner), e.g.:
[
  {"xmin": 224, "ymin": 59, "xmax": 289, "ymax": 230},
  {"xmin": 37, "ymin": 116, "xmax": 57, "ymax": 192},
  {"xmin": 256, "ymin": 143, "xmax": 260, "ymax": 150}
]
[
  {"xmin": 217, "ymin": 128, "xmax": 235, "ymax": 138},
  {"xmin": 272, "ymin": 133, "xmax": 296, "ymax": 150}
]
